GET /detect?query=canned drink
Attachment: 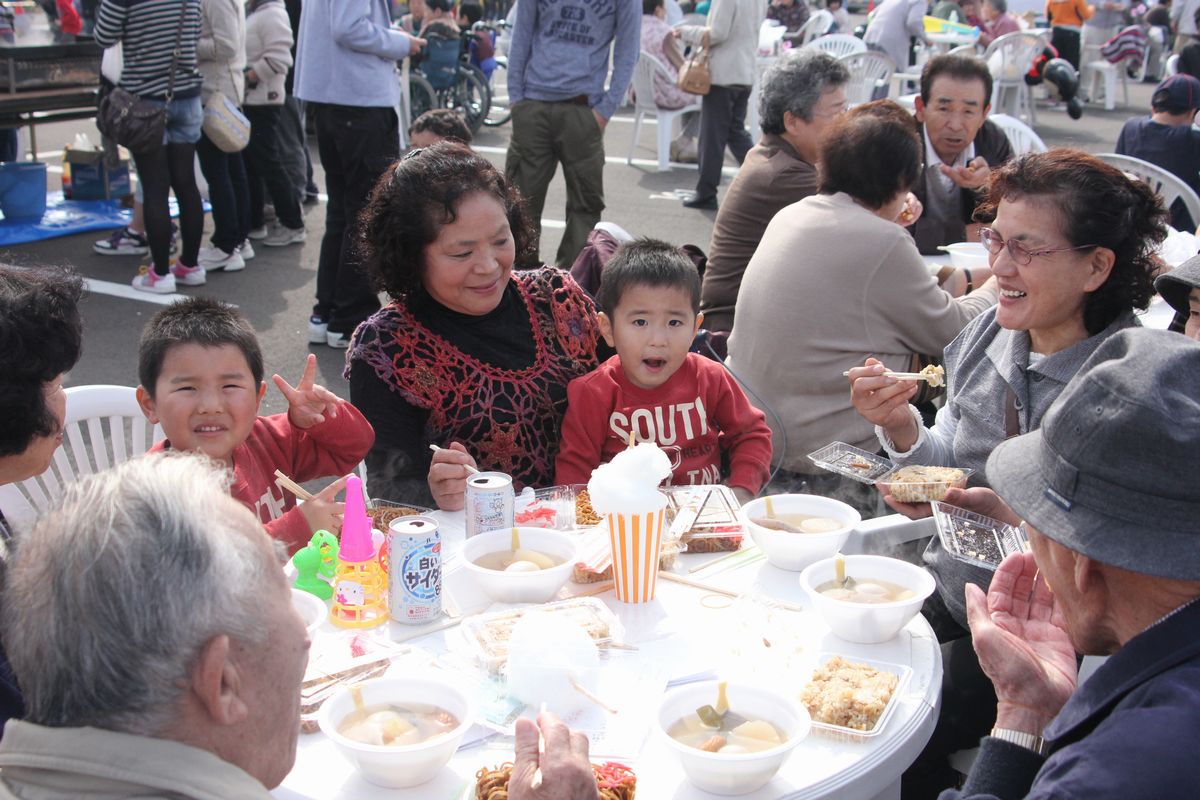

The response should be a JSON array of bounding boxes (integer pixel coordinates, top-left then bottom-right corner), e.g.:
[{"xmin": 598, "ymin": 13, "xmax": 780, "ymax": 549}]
[
  {"xmin": 465, "ymin": 471, "xmax": 515, "ymax": 538},
  {"xmin": 388, "ymin": 516, "xmax": 442, "ymax": 624}
]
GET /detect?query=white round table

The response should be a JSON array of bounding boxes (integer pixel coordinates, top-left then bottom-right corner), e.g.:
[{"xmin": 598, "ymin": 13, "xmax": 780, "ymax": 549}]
[{"xmin": 275, "ymin": 510, "xmax": 942, "ymax": 800}]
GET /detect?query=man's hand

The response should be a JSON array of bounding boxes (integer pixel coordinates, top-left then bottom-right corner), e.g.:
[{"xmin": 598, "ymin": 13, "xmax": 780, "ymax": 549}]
[
  {"xmin": 896, "ymin": 191, "xmax": 923, "ymax": 226},
  {"xmin": 299, "ymin": 475, "xmax": 349, "ymax": 536},
  {"xmin": 427, "ymin": 441, "xmax": 478, "ymax": 511},
  {"xmin": 406, "ymin": 33, "xmax": 426, "ymax": 54},
  {"xmin": 509, "ymin": 712, "xmax": 600, "ymax": 800},
  {"xmin": 942, "ymin": 486, "xmax": 1023, "ymax": 527},
  {"xmin": 967, "ymin": 551, "xmax": 1078, "ymax": 736},
  {"xmin": 591, "ymin": 108, "xmax": 608, "ymax": 131},
  {"xmin": 848, "ymin": 358, "xmax": 920, "ymax": 445},
  {"xmin": 273, "ymin": 354, "xmax": 343, "ymax": 430},
  {"xmin": 940, "ymin": 156, "xmax": 991, "ymax": 190}
]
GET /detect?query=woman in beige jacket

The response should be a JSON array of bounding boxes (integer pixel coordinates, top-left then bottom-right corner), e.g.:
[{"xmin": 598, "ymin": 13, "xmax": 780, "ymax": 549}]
[{"xmin": 677, "ymin": 0, "xmax": 768, "ymax": 209}]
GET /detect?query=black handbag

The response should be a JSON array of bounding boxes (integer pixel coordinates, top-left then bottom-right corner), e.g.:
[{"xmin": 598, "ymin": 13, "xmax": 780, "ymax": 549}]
[{"xmin": 96, "ymin": 3, "xmax": 188, "ymax": 154}]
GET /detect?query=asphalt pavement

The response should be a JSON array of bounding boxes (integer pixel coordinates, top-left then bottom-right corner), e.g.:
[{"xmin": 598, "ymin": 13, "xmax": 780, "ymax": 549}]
[{"xmin": 3, "ymin": 65, "xmax": 1157, "ymax": 410}]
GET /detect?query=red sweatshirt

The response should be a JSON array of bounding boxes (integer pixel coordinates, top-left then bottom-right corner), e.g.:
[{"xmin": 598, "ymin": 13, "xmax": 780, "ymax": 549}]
[
  {"xmin": 56, "ymin": 0, "xmax": 82, "ymax": 35},
  {"xmin": 151, "ymin": 401, "xmax": 375, "ymax": 553},
  {"xmin": 556, "ymin": 354, "xmax": 773, "ymax": 494}
]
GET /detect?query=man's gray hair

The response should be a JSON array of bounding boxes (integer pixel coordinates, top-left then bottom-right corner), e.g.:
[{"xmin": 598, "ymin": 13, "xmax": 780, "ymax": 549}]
[
  {"xmin": 3, "ymin": 451, "xmax": 274, "ymax": 735},
  {"xmin": 759, "ymin": 50, "xmax": 851, "ymax": 135}
]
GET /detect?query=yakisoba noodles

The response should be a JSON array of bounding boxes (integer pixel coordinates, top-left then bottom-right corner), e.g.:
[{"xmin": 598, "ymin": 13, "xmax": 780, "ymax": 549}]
[
  {"xmin": 365, "ymin": 505, "xmax": 421, "ymax": 528},
  {"xmin": 475, "ymin": 761, "xmax": 636, "ymax": 799},
  {"xmin": 575, "ymin": 489, "xmax": 601, "ymax": 527}
]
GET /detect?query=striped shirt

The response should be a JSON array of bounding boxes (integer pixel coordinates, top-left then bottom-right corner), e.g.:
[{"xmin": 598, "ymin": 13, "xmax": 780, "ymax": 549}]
[{"xmin": 95, "ymin": 0, "xmax": 203, "ymax": 100}]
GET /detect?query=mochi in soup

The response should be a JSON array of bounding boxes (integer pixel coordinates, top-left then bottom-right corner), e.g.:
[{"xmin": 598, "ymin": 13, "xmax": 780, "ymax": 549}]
[
  {"xmin": 816, "ymin": 578, "xmax": 915, "ymax": 604},
  {"xmin": 338, "ymin": 701, "xmax": 459, "ymax": 746}
]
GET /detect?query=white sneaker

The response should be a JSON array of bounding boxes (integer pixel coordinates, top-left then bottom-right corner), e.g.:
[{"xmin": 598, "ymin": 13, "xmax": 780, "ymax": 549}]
[
  {"xmin": 238, "ymin": 240, "xmax": 256, "ymax": 260},
  {"xmin": 94, "ymin": 227, "xmax": 149, "ymax": 256},
  {"xmin": 263, "ymin": 225, "xmax": 307, "ymax": 247},
  {"xmin": 326, "ymin": 329, "xmax": 352, "ymax": 349},
  {"xmin": 198, "ymin": 246, "xmax": 245, "ymax": 273},
  {"xmin": 247, "ymin": 225, "xmax": 269, "ymax": 240},
  {"xmin": 131, "ymin": 266, "xmax": 176, "ymax": 294},
  {"xmin": 308, "ymin": 316, "xmax": 328, "ymax": 344},
  {"xmin": 170, "ymin": 261, "xmax": 207, "ymax": 286}
]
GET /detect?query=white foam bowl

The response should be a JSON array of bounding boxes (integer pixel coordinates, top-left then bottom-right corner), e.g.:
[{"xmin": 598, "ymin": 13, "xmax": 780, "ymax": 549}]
[
  {"xmin": 290, "ymin": 587, "xmax": 327, "ymax": 637},
  {"xmin": 461, "ymin": 527, "xmax": 577, "ymax": 604},
  {"xmin": 799, "ymin": 554, "xmax": 936, "ymax": 644},
  {"xmin": 943, "ymin": 241, "xmax": 990, "ymax": 270},
  {"xmin": 317, "ymin": 675, "xmax": 474, "ymax": 788},
  {"xmin": 741, "ymin": 494, "xmax": 861, "ymax": 571},
  {"xmin": 657, "ymin": 681, "xmax": 811, "ymax": 795}
]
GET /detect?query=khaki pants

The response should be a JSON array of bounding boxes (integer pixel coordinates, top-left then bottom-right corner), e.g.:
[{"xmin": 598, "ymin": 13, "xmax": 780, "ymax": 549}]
[{"xmin": 506, "ymin": 99, "xmax": 605, "ymax": 269}]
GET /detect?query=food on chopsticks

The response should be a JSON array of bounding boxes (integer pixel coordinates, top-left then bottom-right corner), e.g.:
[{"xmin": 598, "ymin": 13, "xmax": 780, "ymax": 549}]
[
  {"xmin": 800, "ymin": 656, "xmax": 899, "ymax": 731},
  {"xmin": 919, "ymin": 364, "xmax": 945, "ymax": 387},
  {"xmin": 878, "ymin": 465, "xmax": 967, "ymax": 503},
  {"xmin": 337, "ymin": 691, "xmax": 459, "ymax": 746},
  {"xmin": 667, "ymin": 681, "xmax": 786, "ymax": 754},
  {"xmin": 574, "ymin": 489, "xmax": 601, "ymax": 527},
  {"xmin": 475, "ymin": 761, "xmax": 636, "ymax": 800}
]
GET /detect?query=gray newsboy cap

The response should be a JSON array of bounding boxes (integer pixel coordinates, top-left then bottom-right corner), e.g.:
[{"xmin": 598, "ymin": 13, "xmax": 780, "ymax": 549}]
[
  {"xmin": 987, "ymin": 328, "xmax": 1200, "ymax": 580},
  {"xmin": 1154, "ymin": 255, "xmax": 1200, "ymax": 329}
]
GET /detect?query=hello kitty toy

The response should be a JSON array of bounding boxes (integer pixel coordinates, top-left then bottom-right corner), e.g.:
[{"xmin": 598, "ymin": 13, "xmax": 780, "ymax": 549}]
[{"xmin": 330, "ymin": 475, "xmax": 388, "ymax": 628}]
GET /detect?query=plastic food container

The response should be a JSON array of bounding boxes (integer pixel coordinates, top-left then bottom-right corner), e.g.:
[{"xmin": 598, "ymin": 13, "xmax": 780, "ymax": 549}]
[
  {"xmin": 514, "ymin": 485, "xmax": 576, "ymax": 530},
  {"xmin": 741, "ymin": 494, "xmax": 860, "ymax": 571},
  {"xmin": 799, "ymin": 554, "xmax": 936, "ymax": 644},
  {"xmin": 808, "ymin": 442, "xmax": 973, "ymax": 503},
  {"xmin": 460, "ymin": 597, "xmax": 622, "ymax": 675},
  {"xmin": 665, "ymin": 485, "xmax": 746, "ymax": 553},
  {"xmin": 932, "ymin": 502, "xmax": 1029, "ymax": 570},
  {"xmin": 874, "ymin": 465, "xmax": 973, "ymax": 503},
  {"xmin": 801, "ymin": 653, "xmax": 911, "ymax": 743},
  {"xmin": 460, "ymin": 527, "xmax": 577, "ymax": 604},
  {"xmin": 366, "ymin": 499, "xmax": 433, "ymax": 529}
]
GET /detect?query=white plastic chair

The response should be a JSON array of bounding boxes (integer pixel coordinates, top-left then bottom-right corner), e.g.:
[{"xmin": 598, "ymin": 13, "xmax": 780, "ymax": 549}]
[
  {"xmin": 804, "ymin": 32, "xmax": 867, "ymax": 58},
  {"xmin": 988, "ymin": 113, "xmax": 1048, "ymax": 154},
  {"xmin": 0, "ymin": 385, "xmax": 164, "ymax": 530},
  {"xmin": 797, "ymin": 9, "xmax": 834, "ymax": 46},
  {"xmin": 983, "ymin": 31, "xmax": 1047, "ymax": 124},
  {"xmin": 839, "ymin": 50, "xmax": 896, "ymax": 106},
  {"xmin": 1166, "ymin": 53, "xmax": 1180, "ymax": 76},
  {"xmin": 1095, "ymin": 153, "xmax": 1200, "ymax": 229},
  {"xmin": 1081, "ymin": 45, "xmax": 1131, "ymax": 111},
  {"xmin": 627, "ymin": 50, "xmax": 703, "ymax": 172}
]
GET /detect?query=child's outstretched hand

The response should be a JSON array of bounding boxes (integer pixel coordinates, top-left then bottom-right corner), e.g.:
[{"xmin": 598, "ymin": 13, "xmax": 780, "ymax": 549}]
[
  {"xmin": 300, "ymin": 475, "xmax": 349, "ymax": 535},
  {"xmin": 274, "ymin": 354, "xmax": 343, "ymax": 430}
]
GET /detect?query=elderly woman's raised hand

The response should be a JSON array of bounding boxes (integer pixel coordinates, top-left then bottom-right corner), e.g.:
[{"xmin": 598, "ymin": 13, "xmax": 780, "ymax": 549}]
[
  {"xmin": 848, "ymin": 358, "xmax": 920, "ymax": 440},
  {"xmin": 508, "ymin": 712, "xmax": 600, "ymax": 800},
  {"xmin": 966, "ymin": 550, "xmax": 1078, "ymax": 737},
  {"xmin": 427, "ymin": 441, "xmax": 478, "ymax": 511}
]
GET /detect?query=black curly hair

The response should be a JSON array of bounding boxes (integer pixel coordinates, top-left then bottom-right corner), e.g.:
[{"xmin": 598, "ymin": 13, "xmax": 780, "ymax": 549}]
[
  {"xmin": 0, "ymin": 265, "xmax": 85, "ymax": 457},
  {"xmin": 358, "ymin": 144, "xmax": 536, "ymax": 300},
  {"xmin": 974, "ymin": 149, "xmax": 1167, "ymax": 335}
]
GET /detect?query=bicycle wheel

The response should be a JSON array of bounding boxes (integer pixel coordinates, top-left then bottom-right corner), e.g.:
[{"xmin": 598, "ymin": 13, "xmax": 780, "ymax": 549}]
[
  {"xmin": 483, "ymin": 59, "xmax": 511, "ymax": 127},
  {"xmin": 408, "ymin": 73, "xmax": 437, "ymax": 124},
  {"xmin": 450, "ymin": 67, "xmax": 491, "ymax": 135}
]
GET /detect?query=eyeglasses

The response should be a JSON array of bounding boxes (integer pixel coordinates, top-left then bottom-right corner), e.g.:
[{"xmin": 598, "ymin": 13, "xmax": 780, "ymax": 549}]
[
  {"xmin": 811, "ymin": 101, "xmax": 851, "ymax": 118},
  {"xmin": 979, "ymin": 227, "xmax": 1098, "ymax": 266}
]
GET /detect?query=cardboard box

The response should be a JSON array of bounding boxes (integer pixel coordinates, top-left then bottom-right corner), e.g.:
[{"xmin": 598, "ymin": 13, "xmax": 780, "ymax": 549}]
[{"xmin": 64, "ymin": 146, "xmax": 131, "ymax": 201}]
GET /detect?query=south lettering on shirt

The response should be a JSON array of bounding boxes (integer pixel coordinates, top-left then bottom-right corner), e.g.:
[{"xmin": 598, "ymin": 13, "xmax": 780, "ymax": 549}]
[
  {"xmin": 254, "ymin": 486, "xmax": 287, "ymax": 523},
  {"xmin": 608, "ymin": 396, "xmax": 709, "ymax": 444}
]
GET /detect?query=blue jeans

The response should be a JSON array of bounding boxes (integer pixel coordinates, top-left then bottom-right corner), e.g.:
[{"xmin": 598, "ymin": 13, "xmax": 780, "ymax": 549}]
[{"xmin": 143, "ymin": 94, "xmax": 203, "ymax": 146}]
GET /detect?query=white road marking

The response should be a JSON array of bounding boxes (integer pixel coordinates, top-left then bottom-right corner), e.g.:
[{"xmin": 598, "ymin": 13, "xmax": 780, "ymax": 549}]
[{"xmin": 83, "ymin": 277, "xmax": 187, "ymax": 305}]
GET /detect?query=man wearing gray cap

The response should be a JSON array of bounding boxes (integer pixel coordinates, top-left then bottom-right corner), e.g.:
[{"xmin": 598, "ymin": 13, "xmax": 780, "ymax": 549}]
[{"xmin": 939, "ymin": 327, "xmax": 1200, "ymax": 799}]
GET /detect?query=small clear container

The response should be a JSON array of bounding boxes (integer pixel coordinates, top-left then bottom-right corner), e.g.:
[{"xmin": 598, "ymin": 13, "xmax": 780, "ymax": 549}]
[
  {"xmin": 665, "ymin": 485, "xmax": 746, "ymax": 553},
  {"xmin": 365, "ymin": 498, "xmax": 433, "ymax": 530},
  {"xmin": 932, "ymin": 501, "xmax": 1029, "ymax": 570},
  {"xmin": 801, "ymin": 653, "xmax": 911, "ymax": 743},
  {"xmin": 874, "ymin": 466, "xmax": 974, "ymax": 504},
  {"xmin": 459, "ymin": 597, "xmax": 623, "ymax": 675},
  {"xmin": 807, "ymin": 442, "xmax": 896, "ymax": 484},
  {"xmin": 514, "ymin": 485, "xmax": 575, "ymax": 530},
  {"xmin": 569, "ymin": 484, "xmax": 603, "ymax": 529}
]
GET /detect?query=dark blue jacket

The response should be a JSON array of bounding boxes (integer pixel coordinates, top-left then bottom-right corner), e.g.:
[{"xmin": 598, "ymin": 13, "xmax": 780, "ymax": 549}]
[{"xmin": 940, "ymin": 597, "xmax": 1200, "ymax": 800}]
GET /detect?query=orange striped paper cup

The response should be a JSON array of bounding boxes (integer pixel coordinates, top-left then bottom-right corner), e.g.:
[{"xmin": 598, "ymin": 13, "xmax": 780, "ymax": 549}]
[{"xmin": 605, "ymin": 494, "xmax": 668, "ymax": 604}]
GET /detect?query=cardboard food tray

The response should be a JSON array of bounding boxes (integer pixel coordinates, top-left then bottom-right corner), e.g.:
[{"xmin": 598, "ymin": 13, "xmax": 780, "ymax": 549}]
[
  {"xmin": 801, "ymin": 653, "xmax": 912, "ymax": 743},
  {"xmin": 932, "ymin": 501, "xmax": 1028, "ymax": 570}
]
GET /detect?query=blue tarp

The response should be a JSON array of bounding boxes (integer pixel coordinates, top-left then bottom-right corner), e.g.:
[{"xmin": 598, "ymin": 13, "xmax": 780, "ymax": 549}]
[{"xmin": 0, "ymin": 192, "xmax": 203, "ymax": 247}]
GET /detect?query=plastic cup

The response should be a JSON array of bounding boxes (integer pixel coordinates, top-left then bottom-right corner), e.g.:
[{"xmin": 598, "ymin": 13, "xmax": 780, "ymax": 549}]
[{"xmin": 605, "ymin": 492, "xmax": 668, "ymax": 603}]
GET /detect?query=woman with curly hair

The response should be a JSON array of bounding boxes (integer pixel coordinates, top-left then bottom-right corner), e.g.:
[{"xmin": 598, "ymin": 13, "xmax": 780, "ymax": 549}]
[
  {"xmin": 848, "ymin": 149, "xmax": 1166, "ymax": 795},
  {"xmin": 346, "ymin": 142, "xmax": 605, "ymax": 509}
]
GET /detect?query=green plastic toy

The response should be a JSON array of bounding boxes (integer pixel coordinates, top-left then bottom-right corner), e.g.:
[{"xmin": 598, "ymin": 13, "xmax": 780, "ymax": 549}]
[{"xmin": 292, "ymin": 529, "xmax": 340, "ymax": 600}]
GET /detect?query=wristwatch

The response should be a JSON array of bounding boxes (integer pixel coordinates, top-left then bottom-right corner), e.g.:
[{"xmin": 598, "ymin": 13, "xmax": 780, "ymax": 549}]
[{"xmin": 990, "ymin": 727, "xmax": 1049, "ymax": 756}]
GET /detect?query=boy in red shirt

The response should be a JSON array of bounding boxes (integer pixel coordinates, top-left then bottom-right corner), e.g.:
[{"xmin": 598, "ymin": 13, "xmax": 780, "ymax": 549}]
[
  {"xmin": 555, "ymin": 239, "xmax": 772, "ymax": 503},
  {"xmin": 136, "ymin": 298, "xmax": 374, "ymax": 553}
]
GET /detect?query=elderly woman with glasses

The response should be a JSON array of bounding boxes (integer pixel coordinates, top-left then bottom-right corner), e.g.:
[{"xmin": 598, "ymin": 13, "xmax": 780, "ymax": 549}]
[{"xmin": 848, "ymin": 149, "xmax": 1165, "ymax": 795}]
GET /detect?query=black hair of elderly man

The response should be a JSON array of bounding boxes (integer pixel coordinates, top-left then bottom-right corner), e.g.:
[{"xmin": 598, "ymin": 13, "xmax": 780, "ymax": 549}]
[
  {"xmin": 935, "ymin": 328, "xmax": 1200, "ymax": 799},
  {"xmin": 0, "ymin": 452, "xmax": 311, "ymax": 798}
]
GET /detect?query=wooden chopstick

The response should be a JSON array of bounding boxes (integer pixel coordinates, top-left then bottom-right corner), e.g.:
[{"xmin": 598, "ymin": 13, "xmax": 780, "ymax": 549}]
[
  {"xmin": 841, "ymin": 370, "xmax": 928, "ymax": 380},
  {"xmin": 427, "ymin": 444, "xmax": 481, "ymax": 474},
  {"xmin": 658, "ymin": 572, "xmax": 804, "ymax": 612},
  {"xmin": 274, "ymin": 469, "xmax": 315, "ymax": 502}
]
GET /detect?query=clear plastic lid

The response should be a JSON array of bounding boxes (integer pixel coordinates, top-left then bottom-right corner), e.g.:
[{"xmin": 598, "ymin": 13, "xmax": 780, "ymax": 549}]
[
  {"xmin": 514, "ymin": 485, "xmax": 576, "ymax": 530},
  {"xmin": 875, "ymin": 466, "xmax": 974, "ymax": 504},
  {"xmin": 665, "ymin": 485, "xmax": 746, "ymax": 553},
  {"xmin": 807, "ymin": 442, "xmax": 897, "ymax": 484},
  {"xmin": 800, "ymin": 653, "xmax": 912, "ymax": 742},
  {"xmin": 932, "ymin": 501, "xmax": 1029, "ymax": 571},
  {"xmin": 459, "ymin": 597, "xmax": 623, "ymax": 675}
]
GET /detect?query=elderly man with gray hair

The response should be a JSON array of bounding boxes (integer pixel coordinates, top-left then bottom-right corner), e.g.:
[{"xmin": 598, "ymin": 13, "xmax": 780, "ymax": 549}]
[
  {"xmin": 936, "ymin": 328, "xmax": 1200, "ymax": 799},
  {"xmin": 0, "ymin": 451, "xmax": 310, "ymax": 798},
  {"xmin": 698, "ymin": 50, "xmax": 850, "ymax": 335}
]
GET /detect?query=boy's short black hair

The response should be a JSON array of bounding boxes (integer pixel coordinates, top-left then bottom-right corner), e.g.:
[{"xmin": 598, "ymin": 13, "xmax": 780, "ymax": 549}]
[
  {"xmin": 408, "ymin": 108, "xmax": 473, "ymax": 144},
  {"xmin": 459, "ymin": 0, "xmax": 483, "ymax": 25},
  {"xmin": 596, "ymin": 239, "xmax": 701, "ymax": 315},
  {"xmin": 138, "ymin": 297, "xmax": 265, "ymax": 395}
]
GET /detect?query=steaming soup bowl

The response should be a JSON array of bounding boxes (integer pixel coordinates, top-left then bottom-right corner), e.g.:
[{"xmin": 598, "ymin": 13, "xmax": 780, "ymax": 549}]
[
  {"xmin": 317, "ymin": 675, "xmax": 474, "ymax": 788},
  {"xmin": 461, "ymin": 527, "xmax": 577, "ymax": 604},
  {"xmin": 656, "ymin": 681, "xmax": 811, "ymax": 795},
  {"xmin": 800, "ymin": 554, "xmax": 935, "ymax": 644},
  {"xmin": 742, "ymin": 494, "xmax": 860, "ymax": 571}
]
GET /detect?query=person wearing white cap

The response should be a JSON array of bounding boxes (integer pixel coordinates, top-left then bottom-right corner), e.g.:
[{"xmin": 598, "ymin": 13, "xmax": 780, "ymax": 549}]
[{"xmin": 938, "ymin": 328, "xmax": 1200, "ymax": 799}]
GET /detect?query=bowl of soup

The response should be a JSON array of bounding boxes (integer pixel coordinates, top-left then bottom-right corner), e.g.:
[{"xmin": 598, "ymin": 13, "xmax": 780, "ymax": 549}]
[
  {"xmin": 461, "ymin": 527, "xmax": 577, "ymax": 604},
  {"xmin": 656, "ymin": 680, "xmax": 810, "ymax": 795},
  {"xmin": 290, "ymin": 587, "xmax": 327, "ymax": 638},
  {"xmin": 317, "ymin": 675, "xmax": 474, "ymax": 788},
  {"xmin": 799, "ymin": 554, "xmax": 936, "ymax": 644},
  {"xmin": 943, "ymin": 241, "xmax": 990, "ymax": 270},
  {"xmin": 741, "ymin": 494, "xmax": 861, "ymax": 571}
]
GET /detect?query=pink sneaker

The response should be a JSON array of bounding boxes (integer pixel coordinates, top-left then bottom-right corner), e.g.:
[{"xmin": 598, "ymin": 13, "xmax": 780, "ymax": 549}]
[
  {"xmin": 171, "ymin": 260, "xmax": 207, "ymax": 286},
  {"xmin": 131, "ymin": 266, "xmax": 177, "ymax": 294}
]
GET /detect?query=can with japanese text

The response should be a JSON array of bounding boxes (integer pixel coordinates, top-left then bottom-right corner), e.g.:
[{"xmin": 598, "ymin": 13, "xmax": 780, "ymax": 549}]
[
  {"xmin": 465, "ymin": 471, "xmax": 515, "ymax": 538},
  {"xmin": 387, "ymin": 516, "xmax": 442, "ymax": 624}
]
